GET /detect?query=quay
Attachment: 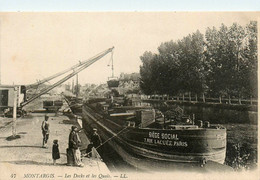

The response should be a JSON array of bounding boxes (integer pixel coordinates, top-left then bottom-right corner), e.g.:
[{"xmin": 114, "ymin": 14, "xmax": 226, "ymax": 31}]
[
  {"xmin": 0, "ymin": 109, "xmax": 110, "ymax": 179},
  {"xmin": 143, "ymin": 99, "xmax": 257, "ymax": 112}
]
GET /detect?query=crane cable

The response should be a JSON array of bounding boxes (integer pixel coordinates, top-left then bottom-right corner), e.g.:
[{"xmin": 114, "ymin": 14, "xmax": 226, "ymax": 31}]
[
  {"xmin": 21, "ymin": 47, "xmax": 114, "ymax": 107},
  {"xmin": 107, "ymin": 50, "xmax": 114, "ymax": 66},
  {"xmin": 107, "ymin": 50, "xmax": 114, "ymax": 78}
]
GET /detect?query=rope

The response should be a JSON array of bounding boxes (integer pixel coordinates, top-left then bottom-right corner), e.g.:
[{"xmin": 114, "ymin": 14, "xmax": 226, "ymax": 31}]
[
  {"xmin": 82, "ymin": 126, "xmax": 130, "ymax": 156},
  {"xmin": 96, "ymin": 125, "xmax": 129, "ymax": 150}
]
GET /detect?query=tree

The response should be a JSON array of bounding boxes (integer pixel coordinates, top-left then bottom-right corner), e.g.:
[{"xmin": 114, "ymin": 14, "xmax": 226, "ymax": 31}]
[
  {"xmin": 205, "ymin": 22, "xmax": 257, "ymax": 97},
  {"xmin": 205, "ymin": 24, "xmax": 231, "ymax": 96},
  {"xmin": 140, "ymin": 22, "xmax": 257, "ymax": 99},
  {"xmin": 177, "ymin": 30, "xmax": 205, "ymax": 94},
  {"xmin": 242, "ymin": 21, "xmax": 258, "ymax": 97},
  {"xmin": 139, "ymin": 51, "xmax": 156, "ymax": 94},
  {"xmin": 157, "ymin": 41, "xmax": 181, "ymax": 95}
]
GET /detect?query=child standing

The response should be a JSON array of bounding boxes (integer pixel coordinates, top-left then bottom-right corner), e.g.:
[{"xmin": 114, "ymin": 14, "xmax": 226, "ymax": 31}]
[{"xmin": 52, "ymin": 139, "xmax": 60, "ymax": 165}]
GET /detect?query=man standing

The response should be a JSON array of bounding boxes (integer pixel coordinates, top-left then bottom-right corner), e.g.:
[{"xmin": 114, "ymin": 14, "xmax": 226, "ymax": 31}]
[
  {"xmin": 68, "ymin": 125, "xmax": 83, "ymax": 167},
  {"xmin": 91, "ymin": 128, "xmax": 102, "ymax": 148},
  {"xmin": 85, "ymin": 128, "xmax": 102, "ymax": 158},
  {"xmin": 41, "ymin": 115, "xmax": 50, "ymax": 148}
]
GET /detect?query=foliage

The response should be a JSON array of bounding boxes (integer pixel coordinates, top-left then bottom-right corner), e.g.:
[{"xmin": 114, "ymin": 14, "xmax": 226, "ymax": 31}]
[
  {"xmin": 140, "ymin": 51, "xmax": 157, "ymax": 94},
  {"xmin": 225, "ymin": 143, "xmax": 256, "ymax": 171},
  {"xmin": 139, "ymin": 22, "xmax": 257, "ymax": 98}
]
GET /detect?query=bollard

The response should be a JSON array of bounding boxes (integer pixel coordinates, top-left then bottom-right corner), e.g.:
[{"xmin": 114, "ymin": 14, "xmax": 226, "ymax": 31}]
[
  {"xmin": 204, "ymin": 121, "xmax": 210, "ymax": 128},
  {"xmin": 197, "ymin": 120, "xmax": 203, "ymax": 128}
]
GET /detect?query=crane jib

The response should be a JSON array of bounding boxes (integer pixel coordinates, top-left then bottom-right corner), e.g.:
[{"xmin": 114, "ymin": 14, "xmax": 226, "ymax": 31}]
[
  {"xmin": 21, "ymin": 47, "xmax": 114, "ymax": 107},
  {"xmin": 26, "ymin": 47, "xmax": 114, "ymax": 89}
]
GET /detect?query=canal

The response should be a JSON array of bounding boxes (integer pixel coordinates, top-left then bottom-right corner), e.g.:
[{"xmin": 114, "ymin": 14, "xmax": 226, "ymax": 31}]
[
  {"xmin": 150, "ymin": 102, "xmax": 258, "ymax": 170},
  {"xmin": 82, "ymin": 102, "xmax": 257, "ymax": 172}
]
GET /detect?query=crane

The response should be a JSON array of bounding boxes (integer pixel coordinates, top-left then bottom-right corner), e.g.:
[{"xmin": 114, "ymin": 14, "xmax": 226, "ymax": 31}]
[
  {"xmin": 107, "ymin": 50, "xmax": 119, "ymax": 88},
  {"xmin": 21, "ymin": 47, "xmax": 114, "ymax": 107},
  {"xmin": 26, "ymin": 47, "xmax": 114, "ymax": 90}
]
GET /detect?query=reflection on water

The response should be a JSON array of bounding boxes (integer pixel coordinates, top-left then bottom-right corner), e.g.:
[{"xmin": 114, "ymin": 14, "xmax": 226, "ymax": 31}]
[
  {"xmin": 224, "ymin": 123, "xmax": 257, "ymax": 170},
  {"xmin": 150, "ymin": 102, "xmax": 258, "ymax": 170},
  {"xmin": 95, "ymin": 102, "xmax": 258, "ymax": 171},
  {"xmin": 100, "ymin": 143, "xmax": 138, "ymax": 173},
  {"xmin": 184, "ymin": 106, "xmax": 257, "ymax": 124},
  {"xmin": 151, "ymin": 102, "xmax": 257, "ymax": 125}
]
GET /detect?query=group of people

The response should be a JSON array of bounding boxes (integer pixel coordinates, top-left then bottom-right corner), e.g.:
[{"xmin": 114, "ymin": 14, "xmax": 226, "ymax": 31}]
[
  {"xmin": 68, "ymin": 125, "xmax": 84, "ymax": 167},
  {"xmin": 41, "ymin": 115, "xmax": 60, "ymax": 165},
  {"xmin": 41, "ymin": 115, "xmax": 102, "ymax": 167}
]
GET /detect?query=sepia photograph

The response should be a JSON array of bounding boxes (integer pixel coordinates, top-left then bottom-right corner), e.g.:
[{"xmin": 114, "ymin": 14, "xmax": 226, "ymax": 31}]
[{"xmin": 0, "ymin": 12, "xmax": 258, "ymax": 179}]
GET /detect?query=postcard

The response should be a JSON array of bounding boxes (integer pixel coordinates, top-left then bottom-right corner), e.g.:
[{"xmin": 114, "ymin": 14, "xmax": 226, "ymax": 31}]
[{"xmin": 0, "ymin": 12, "xmax": 259, "ymax": 180}]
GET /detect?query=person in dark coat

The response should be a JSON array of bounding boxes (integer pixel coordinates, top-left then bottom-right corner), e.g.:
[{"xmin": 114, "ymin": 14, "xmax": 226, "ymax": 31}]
[
  {"xmin": 52, "ymin": 139, "xmax": 60, "ymax": 165},
  {"xmin": 69, "ymin": 126, "xmax": 80, "ymax": 149},
  {"xmin": 84, "ymin": 128, "xmax": 102, "ymax": 158},
  {"xmin": 68, "ymin": 125, "xmax": 83, "ymax": 167},
  {"xmin": 90, "ymin": 128, "xmax": 102, "ymax": 148},
  {"xmin": 41, "ymin": 115, "xmax": 50, "ymax": 148}
]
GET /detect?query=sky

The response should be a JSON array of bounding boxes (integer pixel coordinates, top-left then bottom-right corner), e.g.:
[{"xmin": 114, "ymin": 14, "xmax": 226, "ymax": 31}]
[
  {"xmin": 0, "ymin": 0, "xmax": 260, "ymax": 11},
  {"xmin": 0, "ymin": 12, "xmax": 259, "ymax": 85}
]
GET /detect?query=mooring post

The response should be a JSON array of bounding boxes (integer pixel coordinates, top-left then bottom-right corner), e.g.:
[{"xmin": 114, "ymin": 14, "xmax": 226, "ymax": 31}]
[
  {"xmin": 12, "ymin": 87, "xmax": 17, "ymax": 137},
  {"xmin": 202, "ymin": 93, "xmax": 205, "ymax": 103},
  {"xmin": 163, "ymin": 114, "xmax": 166, "ymax": 129},
  {"xmin": 228, "ymin": 95, "xmax": 231, "ymax": 104}
]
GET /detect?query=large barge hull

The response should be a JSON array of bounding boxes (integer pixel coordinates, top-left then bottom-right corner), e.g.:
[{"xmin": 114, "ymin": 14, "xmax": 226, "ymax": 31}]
[{"xmin": 82, "ymin": 105, "xmax": 227, "ymax": 171}]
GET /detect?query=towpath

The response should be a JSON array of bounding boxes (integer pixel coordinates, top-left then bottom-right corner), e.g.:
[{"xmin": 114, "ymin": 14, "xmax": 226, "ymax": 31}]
[{"xmin": 0, "ymin": 113, "xmax": 110, "ymax": 179}]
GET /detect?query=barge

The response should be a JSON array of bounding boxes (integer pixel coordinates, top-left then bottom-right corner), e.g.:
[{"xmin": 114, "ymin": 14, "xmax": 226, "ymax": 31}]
[
  {"xmin": 81, "ymin": 96, "xmax": 227, "ymax": 171},
  {"xmin": 63, "ymin": 95, "xmax": 83, "ymax": 114}
]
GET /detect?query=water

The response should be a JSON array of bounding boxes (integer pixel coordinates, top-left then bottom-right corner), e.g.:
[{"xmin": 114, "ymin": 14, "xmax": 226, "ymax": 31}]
[
  {"xmin": 101, "ymin": 143, "xmax": 138, "ymax": 173},
  {"xmin": 87, "ymin": 102, "xmax": 258, "ymax": 171},
  {"xmin": 150, "ymin": 102, "xmax": 258, "ymax": 170},
  {"xmin": 183, "ymin": 106, "xmax": 257, "ymax": 125},
  {"xmin": 224, "ymin": 123, "xmax": 257, "ymax": 170},
  {"xmin": 151, "ymin": 102, "xmax": 257, "ymax": 125}
]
